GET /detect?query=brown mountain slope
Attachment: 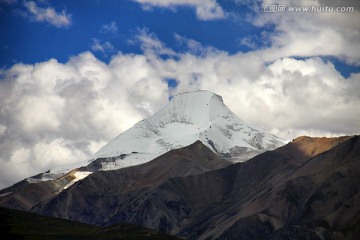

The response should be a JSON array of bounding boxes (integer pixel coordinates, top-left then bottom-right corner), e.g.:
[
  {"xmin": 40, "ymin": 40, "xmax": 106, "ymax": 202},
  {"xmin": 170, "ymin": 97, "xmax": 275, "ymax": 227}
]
[
  {"xmin": 177, "ymin": 136, "xmax": 360, "ymax": 239},
  {"xmin": 276, "ymin": 135, "xmax": 352, "ymax": 164},
  {"xmin": 0, "ymin": 171, "xmax": 75, "ymax": 211},
  {"xmin": 30, "ymin": 136, "xmax": 359, "ymax": 240},
  {"xmin": 0, "ymin": 140, "xmax": 230, "ymax": 213},
  {"xmin": 33, "ymin": 141, "xmax": 231, "ymax": 226}
]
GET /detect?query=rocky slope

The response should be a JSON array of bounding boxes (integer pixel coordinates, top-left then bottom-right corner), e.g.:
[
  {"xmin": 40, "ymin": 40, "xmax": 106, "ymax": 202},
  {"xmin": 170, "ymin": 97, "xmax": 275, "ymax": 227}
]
[
  {"xmin": 0, "ymin": 140, "xmax": 229, "ymax": 212},
  {"xmin": 30, "ymin": 136, "xmax": 359, "ymax": 240},
  {"xmin": 0, "ymin": 170, "xmax": 76, "ymax": 211},
  {"xmin": 178, "ymin": 135, "xmax": 360, "ymax": 239},
  {"xmin": 33, "ymin": 141, "xmax": 230, "ymax": 226}
]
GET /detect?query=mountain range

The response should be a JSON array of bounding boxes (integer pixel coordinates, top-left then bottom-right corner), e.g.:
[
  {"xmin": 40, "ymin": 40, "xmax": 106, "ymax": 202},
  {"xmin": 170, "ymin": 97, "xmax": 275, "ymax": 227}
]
[{"xmin": 0, "ymin": 90, "xmax": 359, "ymax": 240}]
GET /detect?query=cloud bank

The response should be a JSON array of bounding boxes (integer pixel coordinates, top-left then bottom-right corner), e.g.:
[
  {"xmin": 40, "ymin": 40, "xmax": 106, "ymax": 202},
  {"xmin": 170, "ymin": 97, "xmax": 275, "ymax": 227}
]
[
  {"xmin": 1, "ymin": 42, "xmax": 359, "ymax": 188},
  {"xmin": 253, "ymin": 0, "xmax": 360, "ymax": 65},
  {"xmin": 0, "ymin": 0, "xmax": 359, "ymax": 189}
]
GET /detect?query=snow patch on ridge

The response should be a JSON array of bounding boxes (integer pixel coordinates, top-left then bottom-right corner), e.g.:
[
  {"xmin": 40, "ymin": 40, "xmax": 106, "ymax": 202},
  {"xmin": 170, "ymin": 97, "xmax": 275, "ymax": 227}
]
[{"xmin": 63, "ymin": 171, "xmax": 92, "ymax": 190}]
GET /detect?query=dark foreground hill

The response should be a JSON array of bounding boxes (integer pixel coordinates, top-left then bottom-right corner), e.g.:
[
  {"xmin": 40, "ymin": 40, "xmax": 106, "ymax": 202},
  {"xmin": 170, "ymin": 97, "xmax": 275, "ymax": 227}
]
[{"xmin": 0, "ymin": 207, "xmax": 180, "ymax": 240}]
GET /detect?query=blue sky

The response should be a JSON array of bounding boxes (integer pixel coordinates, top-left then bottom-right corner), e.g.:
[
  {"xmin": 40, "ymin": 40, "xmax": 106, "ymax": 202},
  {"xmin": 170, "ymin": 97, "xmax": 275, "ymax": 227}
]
[
  {"xmin": 1, "ymin": 1, "xmax": 359, "ymax": 73},
  {"xmin": 0, "ymin": 0, "xmax": 264, "ymax": 66},
  {"xmin": 0, "ymin": 0, "xmax": 359, "ymax": 188}
]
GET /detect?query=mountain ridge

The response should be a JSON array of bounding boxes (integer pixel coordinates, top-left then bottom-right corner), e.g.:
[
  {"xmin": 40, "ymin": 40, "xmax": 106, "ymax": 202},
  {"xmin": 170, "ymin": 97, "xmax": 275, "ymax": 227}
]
[
  {"xmin": 0, "ymin": 135, "xmax": 358, "ymax": 239},
  {"xmin": 25, "ymin": 135, "xmax": 359, "ymax": 240}
]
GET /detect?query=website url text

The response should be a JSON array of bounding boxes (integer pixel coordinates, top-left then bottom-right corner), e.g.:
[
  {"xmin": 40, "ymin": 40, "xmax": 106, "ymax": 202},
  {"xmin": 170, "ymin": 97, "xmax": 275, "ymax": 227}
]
[{"xmin": 262, "ymin": 5, "xmax": 354, "ymax": 13}]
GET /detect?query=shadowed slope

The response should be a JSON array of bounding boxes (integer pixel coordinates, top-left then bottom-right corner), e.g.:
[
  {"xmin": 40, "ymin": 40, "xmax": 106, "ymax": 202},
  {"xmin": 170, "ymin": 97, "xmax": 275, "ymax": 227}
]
[
  {"xmin": 34, "ymin": 141, "xmax": 231, "ymax": 227},
  {"xmin": 0, "ymin": 141, "xmax": 229, "ymax": 213},
  {"xmin": 4, "ymin": 136, "xmax": 358, "ymax": 240},
  {"xmin": 32, "ymin": 136, "xmax": 359, "ymax": 240},
  {"xmin": 178, "ymin": 136, "xmax": 360, "ymax": 239}
]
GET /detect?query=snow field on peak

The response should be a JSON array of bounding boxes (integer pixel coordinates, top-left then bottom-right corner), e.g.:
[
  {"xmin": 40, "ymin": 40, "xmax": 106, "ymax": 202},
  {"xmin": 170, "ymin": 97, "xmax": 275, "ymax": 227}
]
[
  {"xmin": 94, "ymin": 91, "xmax": 286, "ymax": 171},
  {"xmin": 94, "ymin": 91, "xmax": 222, "ymax": 158}
]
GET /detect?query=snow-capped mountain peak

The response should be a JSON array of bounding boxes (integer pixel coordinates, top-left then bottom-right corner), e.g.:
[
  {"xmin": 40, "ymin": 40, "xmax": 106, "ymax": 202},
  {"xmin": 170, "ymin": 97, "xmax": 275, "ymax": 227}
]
[
  {"xmin": 145, "ymin": 90, "xmax": 234, "ymax": 126},
  {"xmin": 93, "ymin": 90, "xmax": 286, "ymax": 170}
]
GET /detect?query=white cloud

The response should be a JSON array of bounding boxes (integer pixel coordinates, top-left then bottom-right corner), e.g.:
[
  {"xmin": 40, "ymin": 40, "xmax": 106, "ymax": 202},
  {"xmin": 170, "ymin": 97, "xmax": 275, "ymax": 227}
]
[
  {"xmin": 132, "ymin": 28, "xmax": 176, "ymax": 56},
  {"xmin": 0, "ymin": 51, "xmax": 169, "ymax": 188},
  {"xmin": 23, "ymin": 1, "xmax": 71, "ymax": 28},
  {"xmin": 132, "ymin": 0, "xmax": 225, "ymax": 20},
  {"xmin": 248, "ymin": 0, "xmax": 360, "ymax": 65},
  {"xmin": 174, "ymin": 33, "xmax": 219, "ymax": 56},
  {"xmin": 100, "ymin": 21, "xmax": 118, "ymax": 34},
  {"xmin": 238, "ymin": 36, "xmax": 257, "ymax": 49},
  {"xmin": 91, "ymin": 38, "xmax": 115, "ymax": 53}
]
